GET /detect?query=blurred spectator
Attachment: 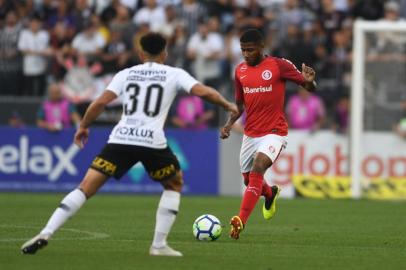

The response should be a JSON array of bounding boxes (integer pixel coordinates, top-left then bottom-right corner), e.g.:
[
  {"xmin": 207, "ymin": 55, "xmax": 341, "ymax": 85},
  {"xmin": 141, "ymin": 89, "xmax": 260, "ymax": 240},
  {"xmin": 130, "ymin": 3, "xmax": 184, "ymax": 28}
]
[
  {"xmin": 8, "ymin": 110, "xmax": 25, "ymax": 128},
  {"xmin": 401, "ymin": 0, "xmax": 406, "ymax": 18},
  {"xmin": 0, "ymin": 0, "xmax": 16, "ymax": 23},
  {"xmin": 233, "ymin": 0, "xmax": 266, "ymax": 31},
  {"xmin": 318, "ymin": 0, "xmax": 346, "ymax": 51},
  {"xmin": 120, "ymin": 0, "xmax": 142, "ymax": 11},
  {"xmin": 368, "ymin": 2, "xmax": 406, "ymax": 61},
  {"xmin": 90, "ymin": 13, "xmax": 110, "ymax": 44},
  {"xmin": 350, "ymin": 0, "xmax": 384, "ymax": 20},
  {"xmin": 132, "ymin": 0, "xmax": 166, "ymax": 31},
  {"xmin": 100, "ymin": 0, "xmax": 120, "ymax": 24},
  {"xmin": 334, "ymin": 0, "xmax": 349, "ymax": 13},
  {"xmin": 263, "ymin": 26, "xmax": 279, "ymax": 56},
  {"xmin": 37, "ymin": 82, "xmax": 81, "ymax": 132},
  {"xmin": 18, "ymin": 15, "xmax": 52, "ymax": 96},
  {"xmin": 101, "ymin": 30, "xmax": 130, "ymax": 74},
  {"xmin": 49, "ymin": 21, "xmax": 71, "ymax": 80},
  {"xmin": 205, "ymin": 0, "xmax": 234, "ymax": 32},
  {"xmin": 35, "ymin": 0, "xmax": 55, "ymax": 23},
  {"xmin": 186, "ymin": 19, "xmax": 224, "ymax": 87},
  {"xmin": 313, "ymin": 44, "xmax": 330, "ymax": 78},
  {"xmin": 71, "ymin": 19, "xmax": 106, "ymax": 61},
  {"xmin": 225, "ymin": 27, "xmax": 244, "ymax": 79},
  {"xmin": 380, "ymin": 1, "xmax": 405, "ymax": 44},
  {"xmin": 61, "ymin": 54, "xmax": 102, "ymax": 103},
  {"xmin": 109, "ymin": 3, "xmax": 136, "ymax": 48},
  {"xmin": 170, "ymin": 93, "xmax": 215, "ymax": 130},
  {"xmin": 90, "ymin": 0, "xmax": 113, "ymax": 15},
  {"xmin": 286, "ymin": 87, "xmax": 326, "ymax": 131},
  {"xmin": 166, "ymin": 22, "xmax": 188, "ymax": 68},
  {"xmin": 132, "ymin": 22, "xmax": 150, "ymax": 62},
  {"xmin": 15, "ymin": 0, "xmax": 35, "ymax": 26},
  {"xmin": 270, "ymin": 0, "xmax": 311, "ymax": 47},
  {"xmin": 332, "ymin": 94, "xmax": 349, "ymax": 134},
  {"xmin": 275, "ymin": 23, "xmax": 316, "ymax": 69},
  {"xmin": 312, "ymin": 20, "xmax": 328, "ymax": 44},
  {"xmin": 154, "ymin": 4, "xmax": 178, "ymax": 38},
  {"xmin": 232, "ymin": 7, "xmax": 249, "ymax": 30},
  {"xmin": 46, "ymin": 1, "xmax": 75, "ymax": 38},
  {"xmin": 304, "ymin": 20, "xmax": 329, "ymax": 70},
  {"xmin": 329, "ymin": 29, "xmax": 352, "ymax": 93},
  {"xmin": 382, "ymin": 1, "xmax": 402, "ymax": 21},
  {"xmin": 0, "ymin": 11, "xmax": 22, "ymax": 96},
  {"xmin": 157, "ymin": 0, "xmax": 182, "ymax": 6},
  {"xmin": 72, "ymin": 0, "xmax": 93, "ymax": 32},
  {"xmin": 176, "ymin": 0, "xmax": 207, "ymax": 37},
  {"xmin": 243, "ymin": 0, "xmax": 267, "ymax": 30}
]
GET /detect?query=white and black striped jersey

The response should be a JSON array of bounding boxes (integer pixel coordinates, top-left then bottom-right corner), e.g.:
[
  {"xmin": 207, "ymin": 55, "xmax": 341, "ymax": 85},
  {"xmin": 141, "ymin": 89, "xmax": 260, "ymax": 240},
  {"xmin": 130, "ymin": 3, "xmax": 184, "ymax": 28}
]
[{"xmin": 106, "ymin": 62, "xmax": 198, "ymax": 148}]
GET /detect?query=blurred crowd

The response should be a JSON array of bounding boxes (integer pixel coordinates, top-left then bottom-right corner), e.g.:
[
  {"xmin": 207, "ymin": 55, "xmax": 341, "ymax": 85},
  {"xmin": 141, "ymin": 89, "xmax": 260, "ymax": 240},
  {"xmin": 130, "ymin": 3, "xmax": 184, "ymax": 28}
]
[{"xmin": 1, "ymin": 0, "xmax": 406, "ymax": 132}]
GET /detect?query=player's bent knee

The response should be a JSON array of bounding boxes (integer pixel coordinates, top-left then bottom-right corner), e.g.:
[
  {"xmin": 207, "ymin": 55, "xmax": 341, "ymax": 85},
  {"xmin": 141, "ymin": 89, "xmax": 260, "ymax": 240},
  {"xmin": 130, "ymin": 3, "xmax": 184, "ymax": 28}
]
[
  {"xmin": 78, "ymin": 169, "xmax": 109, "ymax": 199},
  {"xmin": 161, "ymin": 171, "xmax": 183, "ymax": 192},
  {"xmin": 252, "ymin": 153, "xmax": 273, "ymax": 174},
  {"xmin": 250, "ymin": 161, "xmax": 267, "ymax": 174}
]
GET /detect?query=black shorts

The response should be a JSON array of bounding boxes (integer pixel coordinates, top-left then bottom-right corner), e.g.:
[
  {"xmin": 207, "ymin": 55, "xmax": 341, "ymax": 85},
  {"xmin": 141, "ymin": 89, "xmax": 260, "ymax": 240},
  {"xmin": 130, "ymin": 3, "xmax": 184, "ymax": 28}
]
[{"xmin": 90, "ymin": 143, "xmax": 180, "ymax": 181}]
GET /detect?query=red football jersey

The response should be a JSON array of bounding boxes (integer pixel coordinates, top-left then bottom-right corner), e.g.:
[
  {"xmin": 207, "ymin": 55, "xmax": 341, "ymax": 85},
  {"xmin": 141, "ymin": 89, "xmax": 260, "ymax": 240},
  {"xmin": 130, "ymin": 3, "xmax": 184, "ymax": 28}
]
[{"xmin": 235, "ymin": 56, "xmax": 305, "ymax": 137}]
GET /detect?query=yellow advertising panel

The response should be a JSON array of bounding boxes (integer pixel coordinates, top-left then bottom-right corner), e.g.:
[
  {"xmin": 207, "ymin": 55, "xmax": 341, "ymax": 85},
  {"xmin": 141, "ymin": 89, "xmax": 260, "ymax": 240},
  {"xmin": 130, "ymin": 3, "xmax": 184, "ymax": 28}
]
[{"xmin": 293, "ymin": 175, "xmax": 406, "ymax": 200}]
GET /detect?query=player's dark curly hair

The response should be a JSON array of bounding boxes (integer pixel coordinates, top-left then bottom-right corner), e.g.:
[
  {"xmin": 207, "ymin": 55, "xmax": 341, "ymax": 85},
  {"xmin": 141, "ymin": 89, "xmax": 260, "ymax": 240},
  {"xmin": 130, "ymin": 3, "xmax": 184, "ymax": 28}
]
[
  {"xmin": 240, "ymin": 28, "xmax": 264, "ymax": 44},
  {"xmin": 140, "ymin": 32, "xmax": 167, "ymax": 56}
]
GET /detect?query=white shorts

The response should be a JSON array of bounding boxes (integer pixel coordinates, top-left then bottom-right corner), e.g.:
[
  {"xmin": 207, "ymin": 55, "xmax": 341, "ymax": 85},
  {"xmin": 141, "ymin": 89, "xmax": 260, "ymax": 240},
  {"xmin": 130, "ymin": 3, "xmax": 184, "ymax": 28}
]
[{"xmin": 240, "ymin": 134, "xmax": 288, "ymax": 173}]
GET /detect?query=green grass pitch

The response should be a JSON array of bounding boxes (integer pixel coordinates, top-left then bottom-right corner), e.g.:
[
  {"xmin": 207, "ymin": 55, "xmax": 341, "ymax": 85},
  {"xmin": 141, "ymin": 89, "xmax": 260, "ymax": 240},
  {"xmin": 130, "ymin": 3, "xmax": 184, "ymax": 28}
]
[{"xmin": 0, "ymin": 193, "xmax": 405, "ymax": 270}]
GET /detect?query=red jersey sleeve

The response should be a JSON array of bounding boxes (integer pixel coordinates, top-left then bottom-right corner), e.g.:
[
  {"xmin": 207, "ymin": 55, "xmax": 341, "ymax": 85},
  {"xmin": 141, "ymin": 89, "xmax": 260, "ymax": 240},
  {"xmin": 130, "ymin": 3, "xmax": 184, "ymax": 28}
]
[
  {"xmin": 275, "ymin": 58, "xmax": 305, "ymax": 86},
  {"xmin": 234, "ymin": 69, "xmax": 244, "ymax": 103}
]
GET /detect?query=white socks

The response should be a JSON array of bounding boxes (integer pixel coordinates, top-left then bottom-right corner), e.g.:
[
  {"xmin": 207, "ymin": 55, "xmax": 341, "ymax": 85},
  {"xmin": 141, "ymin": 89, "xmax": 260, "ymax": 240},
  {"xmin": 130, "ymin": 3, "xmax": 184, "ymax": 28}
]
[
  {"xmin": 40, "ymin": 189, "xmax": 87, "ymax": 236},
  {"xmin": 39, "ymin": 188, "xmax": 180, "ymax": 248},
  {"xmin": 152, "ymin": 190, "xmax": 181, "ymax": 248}
]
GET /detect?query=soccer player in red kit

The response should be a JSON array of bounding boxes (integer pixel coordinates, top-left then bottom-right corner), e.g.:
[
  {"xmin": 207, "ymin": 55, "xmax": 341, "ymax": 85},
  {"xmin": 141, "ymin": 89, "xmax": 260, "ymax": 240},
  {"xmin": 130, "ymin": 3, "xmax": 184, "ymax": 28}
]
[{"xmin": 220, "ymin": 29, "xmax": 316, "ymax": 239}]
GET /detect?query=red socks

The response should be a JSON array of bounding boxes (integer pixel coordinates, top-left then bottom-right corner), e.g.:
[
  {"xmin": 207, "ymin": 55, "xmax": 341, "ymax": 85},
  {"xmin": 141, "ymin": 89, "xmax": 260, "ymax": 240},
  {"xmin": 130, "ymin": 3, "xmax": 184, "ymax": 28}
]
[
  {"xmin": 239, "ymin": 172, "xmax": 263, "ymax": 224},
  {"xmin": 242, "ymin": 172, "xmax": 273, "ymax": 198},
  {"xmin": 261, "ymin": 181, "xmax": 273, "ymax": 198}
]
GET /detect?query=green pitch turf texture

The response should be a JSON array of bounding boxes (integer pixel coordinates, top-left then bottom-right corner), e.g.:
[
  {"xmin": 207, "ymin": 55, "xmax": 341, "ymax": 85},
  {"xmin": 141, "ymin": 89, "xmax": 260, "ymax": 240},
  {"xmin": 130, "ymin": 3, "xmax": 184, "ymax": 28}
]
[{"xmin": 0, "ymin": 193, "xmax": 405, "ymax": 270}]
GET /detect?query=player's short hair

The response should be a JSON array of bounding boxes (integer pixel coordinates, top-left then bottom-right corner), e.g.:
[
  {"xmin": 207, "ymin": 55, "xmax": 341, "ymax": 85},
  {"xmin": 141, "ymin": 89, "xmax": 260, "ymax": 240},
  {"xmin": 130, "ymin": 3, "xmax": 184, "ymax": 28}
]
[
  {"xmin": 140, "ymin": 32, "xmax": 167, "ymax": 56},
  {"xmin": 240, "ymin": 28, "xmax": 264, "ymax": 44}
]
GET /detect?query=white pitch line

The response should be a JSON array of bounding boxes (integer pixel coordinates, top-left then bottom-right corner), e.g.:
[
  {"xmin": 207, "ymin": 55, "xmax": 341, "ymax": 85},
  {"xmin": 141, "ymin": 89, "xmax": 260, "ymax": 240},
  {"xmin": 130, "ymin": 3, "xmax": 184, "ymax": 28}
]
[{"xmin": 0, "ymin": 224, "xmax": 110, "ymax": 242}]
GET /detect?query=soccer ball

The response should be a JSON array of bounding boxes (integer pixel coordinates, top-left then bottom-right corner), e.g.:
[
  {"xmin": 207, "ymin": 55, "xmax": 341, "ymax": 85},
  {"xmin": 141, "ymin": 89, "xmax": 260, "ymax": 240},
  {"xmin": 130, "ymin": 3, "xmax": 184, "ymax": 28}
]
[{"xmin": 192, "ymin": 214, "xmax": 222, "ymax": 241}]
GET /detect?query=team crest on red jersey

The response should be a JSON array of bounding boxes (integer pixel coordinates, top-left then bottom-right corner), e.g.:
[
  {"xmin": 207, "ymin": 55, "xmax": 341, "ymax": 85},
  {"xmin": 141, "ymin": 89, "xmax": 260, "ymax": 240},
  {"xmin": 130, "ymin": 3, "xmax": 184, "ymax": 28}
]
[
  {"xmin": 240, "ymin": 65, "xmax": 247, "ymax": 72},
  {"xmin": 261, "ymin": 70, "xmax": 272, "ymax": 80}
]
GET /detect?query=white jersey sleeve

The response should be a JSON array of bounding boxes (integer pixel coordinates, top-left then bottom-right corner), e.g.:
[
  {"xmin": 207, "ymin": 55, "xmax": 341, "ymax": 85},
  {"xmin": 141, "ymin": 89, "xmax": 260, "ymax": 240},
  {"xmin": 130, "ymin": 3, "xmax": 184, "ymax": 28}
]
[
  {"xmin": 106, "ymin": 69, "xmax": 127, "ymax": 96},
  {"xmin": 175, "ymin": 68, "xmax": 199, "ymax": 93}
]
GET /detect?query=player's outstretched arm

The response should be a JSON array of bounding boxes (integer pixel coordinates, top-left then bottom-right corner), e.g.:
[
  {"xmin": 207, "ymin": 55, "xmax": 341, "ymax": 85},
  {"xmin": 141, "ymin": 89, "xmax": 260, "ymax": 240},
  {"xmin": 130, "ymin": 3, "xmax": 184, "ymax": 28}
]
[
  {"xmin": 190, "ymin": 83, "xmax": 237, "ymax": 114},
  {"xmin": 220, "ymin": 101, "xmax": 244, "ymax": 139},
  {"xmin": 74, "ymin": 90, "xmax": 117, "ymax": 148},
  {"xmin": 301, "ymin": 63, "xmax": 317, "ymax": 92}
]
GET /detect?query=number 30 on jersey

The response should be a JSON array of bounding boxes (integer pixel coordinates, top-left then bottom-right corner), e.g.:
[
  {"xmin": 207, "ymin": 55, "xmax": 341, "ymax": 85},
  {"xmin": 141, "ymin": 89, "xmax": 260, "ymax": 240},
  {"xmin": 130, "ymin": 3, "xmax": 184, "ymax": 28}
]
[{"xmin": 124, "ymin": 83, "xmax": 163, "ymax": 117}]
